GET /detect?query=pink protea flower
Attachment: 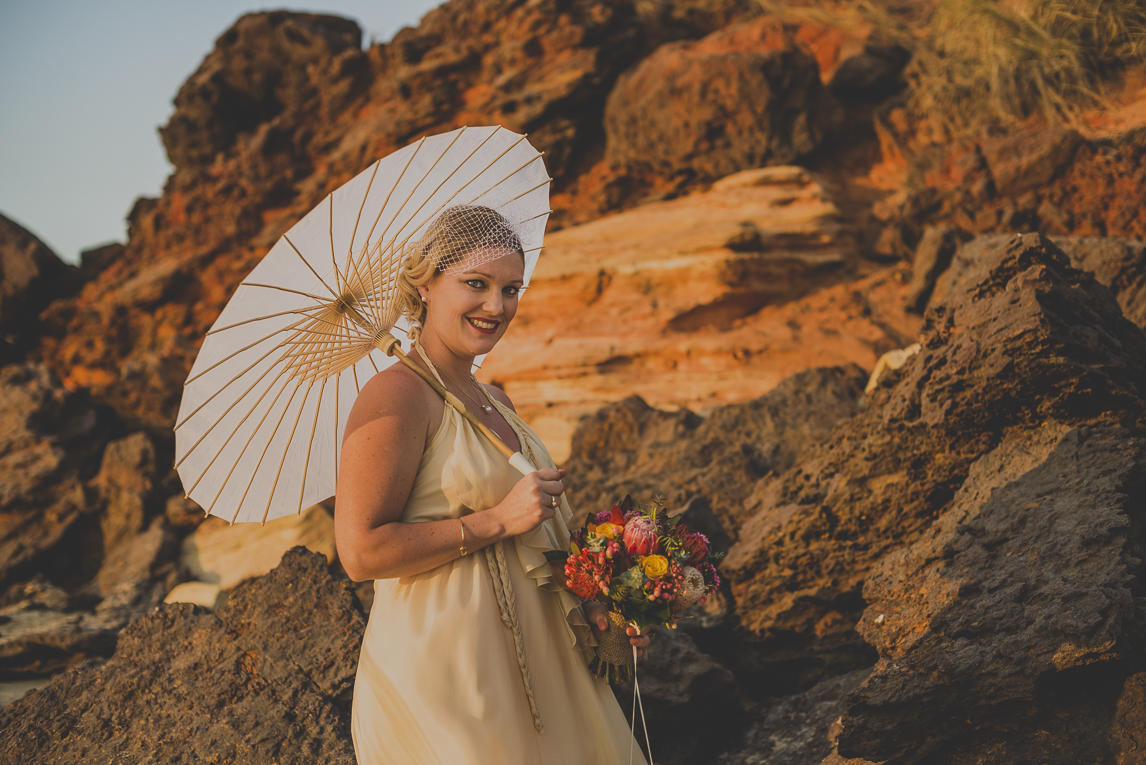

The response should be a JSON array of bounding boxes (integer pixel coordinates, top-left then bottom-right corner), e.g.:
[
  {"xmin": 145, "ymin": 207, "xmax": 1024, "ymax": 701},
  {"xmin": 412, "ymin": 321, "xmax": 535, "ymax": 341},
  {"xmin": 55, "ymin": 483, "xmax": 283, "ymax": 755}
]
[{"xmin": 623, "ymin": 516, "xmax": 659, "ymax": 555}]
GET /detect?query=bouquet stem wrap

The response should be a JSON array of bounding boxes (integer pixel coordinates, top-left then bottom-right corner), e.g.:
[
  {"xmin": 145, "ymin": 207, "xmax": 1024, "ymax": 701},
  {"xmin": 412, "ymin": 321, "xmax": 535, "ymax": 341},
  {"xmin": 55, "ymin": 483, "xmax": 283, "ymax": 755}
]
[{"xmin": 591, "ymin": 610, "xmax": 637, "ymax": 683}]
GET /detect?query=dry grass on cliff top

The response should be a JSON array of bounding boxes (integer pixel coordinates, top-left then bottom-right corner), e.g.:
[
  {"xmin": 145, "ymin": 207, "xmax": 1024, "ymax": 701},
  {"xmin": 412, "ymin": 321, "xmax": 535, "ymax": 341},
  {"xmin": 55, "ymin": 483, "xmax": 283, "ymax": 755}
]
[{"xmin": 760, "ymin": 0, "xmax": 1146, "ymax": 137}]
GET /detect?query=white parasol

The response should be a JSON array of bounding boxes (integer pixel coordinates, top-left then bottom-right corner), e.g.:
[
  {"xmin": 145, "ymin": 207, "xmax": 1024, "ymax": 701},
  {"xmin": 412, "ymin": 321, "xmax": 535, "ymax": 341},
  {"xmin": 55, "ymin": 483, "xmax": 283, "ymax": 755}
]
[{"xmin": 174, "ymin": 126, "xmax": 550, "ymax": 525}]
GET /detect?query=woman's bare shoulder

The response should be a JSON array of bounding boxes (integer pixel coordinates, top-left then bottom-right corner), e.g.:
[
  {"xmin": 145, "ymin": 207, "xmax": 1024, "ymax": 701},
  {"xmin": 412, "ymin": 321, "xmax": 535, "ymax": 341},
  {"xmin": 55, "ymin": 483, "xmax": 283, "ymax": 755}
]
[
  {"xmin": 349, "ymin": 363, "xmax": 437, "ymax": 426},
  {"xmin": 479, "ymin": 381, "xmax": 516, "ymax": 413}
]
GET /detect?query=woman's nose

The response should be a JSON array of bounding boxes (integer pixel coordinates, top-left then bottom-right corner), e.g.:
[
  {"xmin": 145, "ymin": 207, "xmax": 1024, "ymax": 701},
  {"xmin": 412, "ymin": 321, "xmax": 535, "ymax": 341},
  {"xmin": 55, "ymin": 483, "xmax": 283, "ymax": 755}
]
[{"xmin": 482, "ymin": 292, "xmax": 504, "ymax": 315}]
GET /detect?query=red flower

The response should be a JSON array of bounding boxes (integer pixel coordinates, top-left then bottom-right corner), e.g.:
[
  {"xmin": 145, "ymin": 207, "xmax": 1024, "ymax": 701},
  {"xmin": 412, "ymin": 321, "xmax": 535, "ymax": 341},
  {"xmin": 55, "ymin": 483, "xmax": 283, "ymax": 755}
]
[
  {"xmin": 679, "ymin": 530, "xmax": 711, "ymax": 566},
  {"xmin": 609, "ymin": 504, "xmax": 625, "ymax": 525}
]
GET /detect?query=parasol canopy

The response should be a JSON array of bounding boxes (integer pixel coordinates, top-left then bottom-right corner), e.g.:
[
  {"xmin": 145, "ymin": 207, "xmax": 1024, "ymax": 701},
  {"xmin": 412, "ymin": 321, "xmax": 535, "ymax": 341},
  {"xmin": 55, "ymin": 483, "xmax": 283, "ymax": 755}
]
[{"xmin": 174, "ymin": 126, "xmax": 551, "ymax": 524}]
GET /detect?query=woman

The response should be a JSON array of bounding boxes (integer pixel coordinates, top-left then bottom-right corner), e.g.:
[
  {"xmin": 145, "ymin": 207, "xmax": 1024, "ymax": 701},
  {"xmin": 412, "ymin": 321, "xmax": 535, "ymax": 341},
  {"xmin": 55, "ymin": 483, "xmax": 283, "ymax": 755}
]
[{"xmin": 335, "ymin": 205, "xmax": 653, "ymax": 765}]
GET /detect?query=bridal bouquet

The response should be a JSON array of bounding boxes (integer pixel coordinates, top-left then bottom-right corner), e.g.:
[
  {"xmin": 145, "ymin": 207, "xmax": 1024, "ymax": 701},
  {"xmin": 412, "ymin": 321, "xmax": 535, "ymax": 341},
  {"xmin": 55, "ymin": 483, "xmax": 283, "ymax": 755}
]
[{"xmin": 547, "ymin": 496, "xmax": 724, "ymax": 683}]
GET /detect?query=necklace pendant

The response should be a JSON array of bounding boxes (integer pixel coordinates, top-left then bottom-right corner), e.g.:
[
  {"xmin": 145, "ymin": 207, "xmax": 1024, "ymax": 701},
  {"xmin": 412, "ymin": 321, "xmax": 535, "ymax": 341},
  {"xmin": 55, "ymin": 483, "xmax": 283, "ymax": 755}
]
[{"xmin": 481, "ymin": 404, "xmax": 493, "ymax": 413}]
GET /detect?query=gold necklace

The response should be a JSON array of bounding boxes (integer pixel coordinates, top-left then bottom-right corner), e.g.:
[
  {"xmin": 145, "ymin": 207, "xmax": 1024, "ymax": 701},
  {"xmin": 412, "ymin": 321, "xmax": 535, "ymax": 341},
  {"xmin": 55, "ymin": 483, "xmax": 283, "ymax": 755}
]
[{"xmin": 438, "ymin": 365, "xmax": 494, "ymax": 414}]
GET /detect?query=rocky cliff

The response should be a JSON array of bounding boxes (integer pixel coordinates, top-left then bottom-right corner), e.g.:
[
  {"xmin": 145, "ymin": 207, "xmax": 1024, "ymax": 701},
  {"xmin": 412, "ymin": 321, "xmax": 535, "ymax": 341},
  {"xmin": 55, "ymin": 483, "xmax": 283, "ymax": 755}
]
[{"xmin": 2, "ymin": 1, "xmax": 1145, "ymax": 763}]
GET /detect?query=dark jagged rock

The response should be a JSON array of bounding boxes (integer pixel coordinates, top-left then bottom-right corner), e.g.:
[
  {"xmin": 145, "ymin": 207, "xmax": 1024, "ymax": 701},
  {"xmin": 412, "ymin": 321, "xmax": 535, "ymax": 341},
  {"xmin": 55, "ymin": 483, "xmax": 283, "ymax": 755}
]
[
  {"xmin": 0, "ymin": 364, "xmax": 117, "ymax": 591},
  {"xmin": 827, "ymin": 42, "xmax": 910, "ymax": 105},
  {"xmin": 722, "ymin": 233, "xmax": 1146, "ymax": 763},
  {"xmin": 0, "ymin": 214, "xmax": 72, "ymax": 366},
  {"xmin": 604, "ymin": 17, "xmax": 840, "ymax": 181},
  {"xmin": 160, "ymin": 12, "xmax": 364, "ymax": 170},
  {"xmin": 838, "ymin": 424, "xmax": 1146, "ymax": 764},
  {"xmin": 0, "ymin": 548, "xmax": 365, "ymax": 763},
  {"xmin": 563, "ymin": 366, "xmax": 867, "ymax": 533},
  {"xmin": 718, "ymin": 668, "xmax": 871, "ymax": 765},
  {"xmin": 932, "ymin": 234, "xmax": 1146, "ymax": 330},
  {"xmin": 1053, "ymin": 236, "xmax": 1146, "ymax": 329},
  {"xmin": 612, "ymin": 625, "xmax": 746, "ymax": 765}
]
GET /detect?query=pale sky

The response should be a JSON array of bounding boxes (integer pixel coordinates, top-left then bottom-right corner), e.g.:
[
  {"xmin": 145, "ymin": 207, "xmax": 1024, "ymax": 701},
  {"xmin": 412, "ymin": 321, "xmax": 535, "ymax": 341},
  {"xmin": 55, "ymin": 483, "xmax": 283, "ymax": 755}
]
[{"xmin": 0, "ymin": 1, "xmax": 442, "ymax": 265}]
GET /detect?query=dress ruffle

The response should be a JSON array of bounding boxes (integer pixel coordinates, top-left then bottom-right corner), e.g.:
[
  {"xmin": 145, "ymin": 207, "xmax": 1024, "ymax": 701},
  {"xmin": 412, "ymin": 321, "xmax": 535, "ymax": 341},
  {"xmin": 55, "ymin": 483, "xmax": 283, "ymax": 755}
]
[{"xmin": 442, "ymin": 396, "xmax": 596, "ymax": 664}]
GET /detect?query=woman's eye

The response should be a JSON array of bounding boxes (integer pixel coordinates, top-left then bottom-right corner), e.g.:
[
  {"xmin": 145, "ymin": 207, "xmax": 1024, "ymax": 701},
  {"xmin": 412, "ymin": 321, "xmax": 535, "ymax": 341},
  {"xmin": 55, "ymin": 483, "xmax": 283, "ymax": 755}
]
[
  {"xmin": 504, "ymin": 286, "xmax": 520, "ymax": 297},
  {"xmin": 466, "ymin": 279, "xmax": 485, "ymax": 289}
]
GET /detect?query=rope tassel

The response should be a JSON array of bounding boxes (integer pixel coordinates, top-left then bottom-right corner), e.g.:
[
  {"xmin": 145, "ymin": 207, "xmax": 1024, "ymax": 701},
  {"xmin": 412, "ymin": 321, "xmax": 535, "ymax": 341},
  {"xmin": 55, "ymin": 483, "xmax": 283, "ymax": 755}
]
[{"xmin": 485, "ymin": 540, "xmax": 544, "ymax": 733}]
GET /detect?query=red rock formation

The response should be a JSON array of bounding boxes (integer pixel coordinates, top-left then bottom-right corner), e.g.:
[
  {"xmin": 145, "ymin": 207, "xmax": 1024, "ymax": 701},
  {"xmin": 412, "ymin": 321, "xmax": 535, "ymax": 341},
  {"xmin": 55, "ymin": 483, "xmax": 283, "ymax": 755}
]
[
  {"xmin": 483, "ymin": 166, "xmax": 922, "ymax": 460},
  {"xmin": 604, "ymin": 17, "xmax": 841, "ymax": 180},
  {"xmin": 33, "ymin": 1, "xmax": 656, "ymax": 430}
]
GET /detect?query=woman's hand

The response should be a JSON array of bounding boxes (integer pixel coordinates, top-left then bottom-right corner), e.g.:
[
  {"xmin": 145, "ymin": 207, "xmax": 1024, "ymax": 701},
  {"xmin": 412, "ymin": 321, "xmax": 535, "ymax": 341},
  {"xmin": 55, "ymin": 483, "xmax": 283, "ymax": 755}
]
[
  {"xmin": 491, "ymin": 468, "xmax": 566, "ymax": 538},
  {"xmin": 582, "ymin": 599, "xmax": 653, "ymax": 659}
]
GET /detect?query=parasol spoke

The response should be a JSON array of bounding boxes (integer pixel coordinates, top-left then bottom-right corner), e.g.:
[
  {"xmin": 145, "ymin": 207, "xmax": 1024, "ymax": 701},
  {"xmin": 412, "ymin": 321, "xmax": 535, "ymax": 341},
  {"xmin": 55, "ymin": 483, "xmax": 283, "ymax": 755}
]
[
  {"xmin": 185, "ymin": 370, "xmax": 292, "ymax": 494},
  {"xmin": 239, "ymin": 282, "xmax": 337, "ymax": 303},
  {"xmin": 328, "ymin": 193, "xmax": 342, "ymax": 296},
  {"xmin": 231, "ymin": 377, "xmax": 309, "ymax": 523},
  {"xmin": 206, "ymin": 371, "xmax": 298, "ymax": 519},
  {"xmin": 367, "ymin": 129, "xmax": 467, "ymax": 262},
  {"xmin": 184, "ymin": 314, "xmax": 313, "ymax": 389},
  {"xmin": 177, "ymin": 353, "xmax": 293, "ymax": 471},
  {"xmin": 276, "ymin": 239, "xmax": 341, "ymax": 302},
  {"xmin": 263, "ymin": 378, "xmax": 317, "ymax": 524},
  {"xmin": 383, "ymin": 132, "xmax": 530, "ymax": 260},
  {"xmin": 344, "ymin": 160, "xmax": 381, "ymax": 298},
  {"xmin": 205, "ymin": 304, "xmax": 328, "ymax": 336},
  {"xmin": 297, "ymin": 375, "xmax": 329, "ymax": 515},
  {"xmin": 495, "ymin": 177, "xmax": 552, "ymax": 209}
]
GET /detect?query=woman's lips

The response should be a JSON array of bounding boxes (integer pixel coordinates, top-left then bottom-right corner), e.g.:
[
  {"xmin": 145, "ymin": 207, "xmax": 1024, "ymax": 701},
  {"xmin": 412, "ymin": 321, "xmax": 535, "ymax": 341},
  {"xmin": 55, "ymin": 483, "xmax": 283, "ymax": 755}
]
[{"xmin": 466, "ymin": 316, "xmax": 501, "ymax": 334}]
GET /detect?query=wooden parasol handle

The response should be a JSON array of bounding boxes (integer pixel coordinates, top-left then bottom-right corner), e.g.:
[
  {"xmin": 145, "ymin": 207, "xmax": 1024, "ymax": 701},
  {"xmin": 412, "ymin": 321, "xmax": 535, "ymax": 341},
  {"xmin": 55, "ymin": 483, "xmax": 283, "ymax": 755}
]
[{"xmin": 374, "ymin": 332, "xmax": 535, "ymax": 475}]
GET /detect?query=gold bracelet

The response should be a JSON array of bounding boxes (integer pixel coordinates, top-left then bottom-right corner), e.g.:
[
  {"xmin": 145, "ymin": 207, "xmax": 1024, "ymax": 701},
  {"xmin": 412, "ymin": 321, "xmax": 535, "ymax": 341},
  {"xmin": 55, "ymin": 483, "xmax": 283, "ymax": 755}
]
[{"xmin": 458, "ymin": 517, "xmax": 468, "ymax": 557}]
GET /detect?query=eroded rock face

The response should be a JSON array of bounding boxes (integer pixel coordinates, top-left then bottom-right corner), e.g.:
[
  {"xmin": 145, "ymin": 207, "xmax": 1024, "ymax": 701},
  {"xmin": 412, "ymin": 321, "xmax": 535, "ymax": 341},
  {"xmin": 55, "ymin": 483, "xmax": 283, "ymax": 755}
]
[
  {"xmin": 485, "ymin": 166, "xmax": 919, "ymax": 460},
  {"xmin": 839, "ymin": 424, "xmax": 1146, "ymax": 764},
  {"xmin": 605, "ymin": 17, "xmax": 840, "ymax": 180},
  {"xmin": 563, "ymin": 366, "xmax": 867, "ymax": 532},
  {"xmin": 35, "ymin": 2, "xmax": 654, "ymax": 432},
  {"xmin": 930, "ymin": 234, "xmax": 1146, "ymax": 331},
  {"xmin": 0, "ymin": 364, "xmax": 113, "ymax": 590},
  {"xmin": 0, "ymin": 548, "xmax": 364, "ymax": 763},
  {"xmin": 725, "ymin": 232, "xmax": 1146, "ymax": 651},
  {"xmin": 160, "ymin": 13, "xmax": 364, "ymax": 170},
  {"xmin": 720, "ymin": 233, "xmax": 1146, "ymax": 762}
]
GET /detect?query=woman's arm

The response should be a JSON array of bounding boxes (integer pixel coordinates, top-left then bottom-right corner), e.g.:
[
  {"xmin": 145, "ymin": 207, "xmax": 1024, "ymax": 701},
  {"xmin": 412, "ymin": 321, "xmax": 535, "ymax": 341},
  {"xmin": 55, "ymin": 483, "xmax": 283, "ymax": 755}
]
[{"xmin": 335, "ymin": 367, "xmax": 567, "ymax": 582}]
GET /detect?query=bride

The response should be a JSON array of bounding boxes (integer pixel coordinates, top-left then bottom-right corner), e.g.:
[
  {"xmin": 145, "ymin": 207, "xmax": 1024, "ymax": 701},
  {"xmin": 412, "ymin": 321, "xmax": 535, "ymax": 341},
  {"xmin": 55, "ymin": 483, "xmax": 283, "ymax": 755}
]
[{"xmin": 334, "ymin": 205, "xmax": 653, "ymax": 765}]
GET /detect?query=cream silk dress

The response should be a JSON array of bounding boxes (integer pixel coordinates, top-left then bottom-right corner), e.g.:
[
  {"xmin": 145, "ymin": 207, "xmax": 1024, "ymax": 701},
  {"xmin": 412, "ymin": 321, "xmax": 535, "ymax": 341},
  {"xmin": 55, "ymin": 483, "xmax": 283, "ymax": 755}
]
[{"xmin": 350, "ymin": 389, "xmax": 649, "ymax": 765}]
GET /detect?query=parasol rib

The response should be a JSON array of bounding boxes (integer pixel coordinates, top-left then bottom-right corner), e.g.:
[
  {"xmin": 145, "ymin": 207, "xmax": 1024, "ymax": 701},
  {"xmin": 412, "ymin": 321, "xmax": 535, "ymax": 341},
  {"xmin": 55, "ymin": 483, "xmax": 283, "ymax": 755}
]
[
  {"xmin": 495, "ymin": 177, "xmax": 552, "ymax": 209},
  {"xmin": 297, "ymin": 376, "xmax": 329, "ymax": 515},
  {"xmin": 179, "ymin": 356, "xmax": 293, "ymax": 475},
  {"xmin": 263, "ymin": 378, "xmax": 317, "ymax": 524},
  {"xmin": 232, "ymin": 378, "xmax": 308, "ymax": 524},
  {"xmin": 207, "ymin": 372, "xmax": 298, "ymax": 520},
  {"xmin": 206, "ymin": 304, "xmax": 327, "ymax": 336}
]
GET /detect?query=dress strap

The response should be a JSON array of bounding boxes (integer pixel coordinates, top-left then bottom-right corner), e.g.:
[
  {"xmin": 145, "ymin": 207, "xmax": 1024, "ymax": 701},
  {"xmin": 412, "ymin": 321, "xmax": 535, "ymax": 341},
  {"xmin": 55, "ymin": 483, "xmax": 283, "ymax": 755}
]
[
  {"xmin": 415, "ymin": 343, "xmax": 545, "ymax": 733},
  {"xmin": 411, "ymin": 339, "xmax": 448, "ymax": 388}
]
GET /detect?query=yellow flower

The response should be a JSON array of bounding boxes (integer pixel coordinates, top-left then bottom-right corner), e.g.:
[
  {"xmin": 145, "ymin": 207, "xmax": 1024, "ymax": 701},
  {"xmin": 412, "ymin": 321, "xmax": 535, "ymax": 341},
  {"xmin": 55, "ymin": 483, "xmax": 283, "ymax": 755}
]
[
  {"xmin": 642, "ymin": 555, "xmax": 669, "ymax": 579},
  {"xmin": 595, "ymin": 522, "xmax": 621, "ymax": 540}
]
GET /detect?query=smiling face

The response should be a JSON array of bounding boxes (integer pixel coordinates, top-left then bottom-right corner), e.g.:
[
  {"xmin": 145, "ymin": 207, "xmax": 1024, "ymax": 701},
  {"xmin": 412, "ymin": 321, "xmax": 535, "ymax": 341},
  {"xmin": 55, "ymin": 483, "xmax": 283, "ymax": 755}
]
[{"xmin": 418, "ymin": 246, "xmax": 525, "ymax": 359}]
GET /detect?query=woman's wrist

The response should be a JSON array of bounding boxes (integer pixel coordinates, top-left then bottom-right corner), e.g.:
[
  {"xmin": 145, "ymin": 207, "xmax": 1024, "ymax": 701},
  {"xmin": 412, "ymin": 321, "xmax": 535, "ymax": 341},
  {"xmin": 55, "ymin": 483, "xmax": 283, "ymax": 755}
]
[{"xmin": 454, "ymin": 509, "xmax": 506, "ymax": 553}]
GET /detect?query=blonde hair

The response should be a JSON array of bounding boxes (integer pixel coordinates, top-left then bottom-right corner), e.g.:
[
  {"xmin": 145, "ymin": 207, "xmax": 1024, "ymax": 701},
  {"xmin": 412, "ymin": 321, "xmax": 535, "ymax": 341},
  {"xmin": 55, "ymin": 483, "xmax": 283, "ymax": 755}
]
[{"xmin": 394, "ymin": 205, "xmax": 524, "ymax": 340}]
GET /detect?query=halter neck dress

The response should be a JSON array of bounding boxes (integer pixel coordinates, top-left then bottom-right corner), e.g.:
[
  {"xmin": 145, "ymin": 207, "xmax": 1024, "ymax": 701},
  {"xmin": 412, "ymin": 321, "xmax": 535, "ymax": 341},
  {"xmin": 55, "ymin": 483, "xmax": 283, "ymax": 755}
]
[{"xmin": 350, "ymin": 372, "xmax": 649, "ymax": 765}]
